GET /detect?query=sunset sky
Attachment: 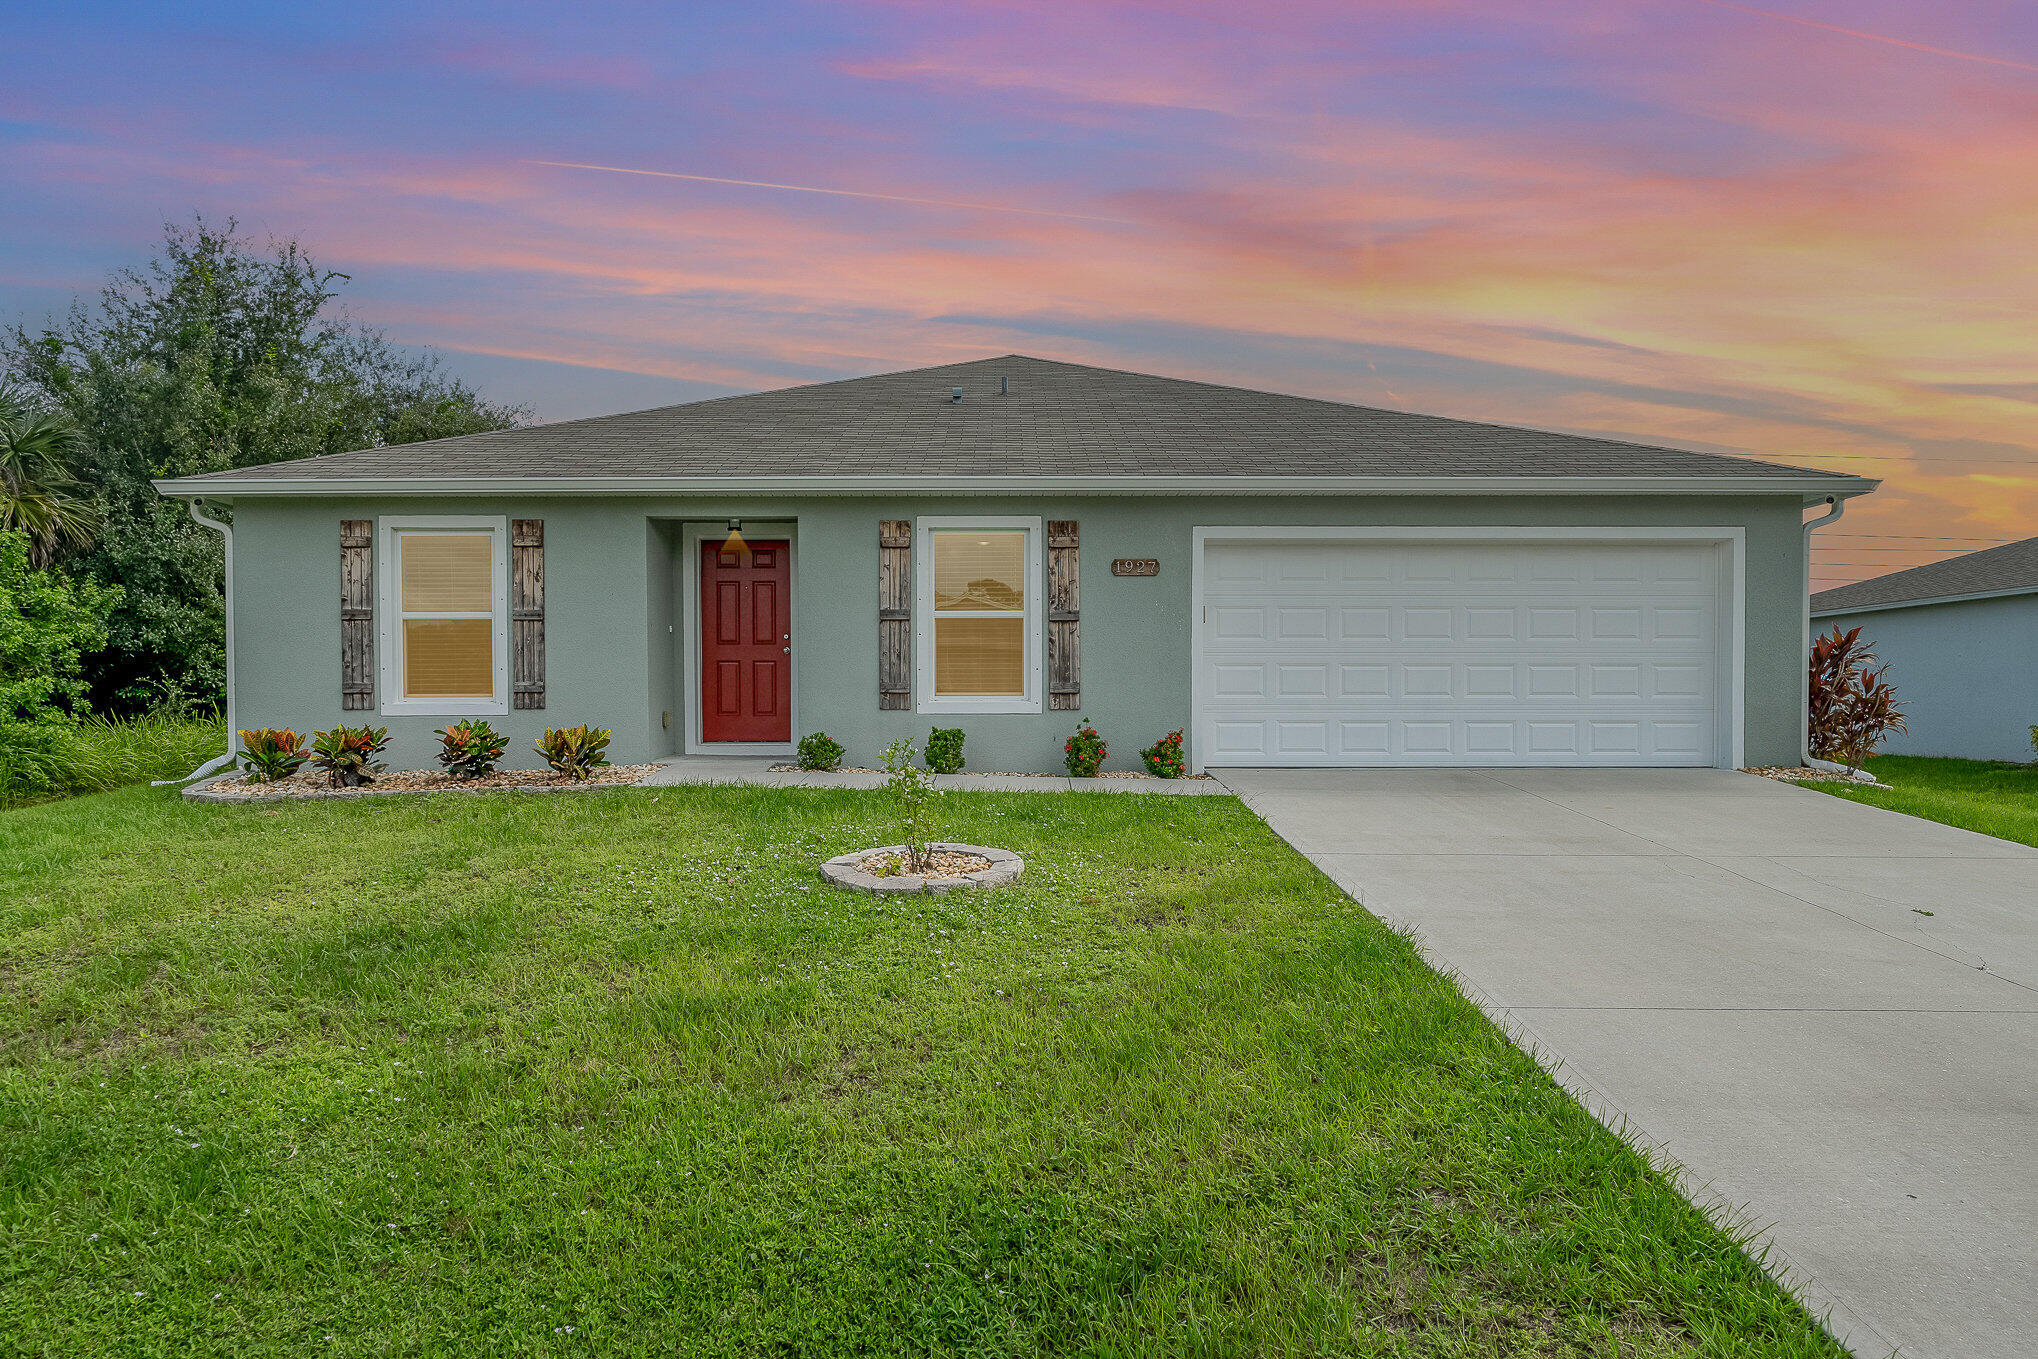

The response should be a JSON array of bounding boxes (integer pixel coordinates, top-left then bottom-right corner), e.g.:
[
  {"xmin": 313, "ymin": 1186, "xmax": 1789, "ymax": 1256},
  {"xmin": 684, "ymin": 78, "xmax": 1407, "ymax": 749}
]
[{"xmin": 7, "ymin": 0, "xmax": 2038, "ymax": 588}]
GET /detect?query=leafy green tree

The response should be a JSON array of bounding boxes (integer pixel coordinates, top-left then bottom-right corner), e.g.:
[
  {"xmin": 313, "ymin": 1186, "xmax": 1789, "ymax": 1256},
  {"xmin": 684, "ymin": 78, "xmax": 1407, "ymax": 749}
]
[
  {"xmin": 0, "ymin": 526, "xmax": 117, "ymax": 726},
  {"xmin": 4, "ymin": 217, "xmax": 523, "ymax": 712},
  {"xmin": 0, "ymin": 525, "xmax": 124, "ymax": 801},
  {"xmin": 0, "ymin": 381, "xmax": 98, "ymax": 566}
]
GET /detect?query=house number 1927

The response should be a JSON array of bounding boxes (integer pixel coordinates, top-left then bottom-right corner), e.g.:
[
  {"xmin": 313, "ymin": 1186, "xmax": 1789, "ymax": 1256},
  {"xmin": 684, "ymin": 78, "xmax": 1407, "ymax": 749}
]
[{"xmin": 1111, "ymin": 558, "xmax": 1160, "ymax": 577}]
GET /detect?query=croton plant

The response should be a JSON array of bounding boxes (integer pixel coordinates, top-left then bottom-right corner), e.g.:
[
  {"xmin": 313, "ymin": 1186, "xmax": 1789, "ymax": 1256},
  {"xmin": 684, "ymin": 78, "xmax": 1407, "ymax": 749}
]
[
  {"xmin": 309, "ymin": 725, "xmax": 390, "ymax": 788},
  {"xmin": 434, "ymin": 719, "xmax": 508, "ymax": 780}
]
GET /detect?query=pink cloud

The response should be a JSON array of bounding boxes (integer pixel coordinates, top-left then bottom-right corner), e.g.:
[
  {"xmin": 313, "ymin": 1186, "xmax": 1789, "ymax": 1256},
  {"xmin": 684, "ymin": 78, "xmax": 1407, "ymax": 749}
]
[{"xmin": 12, "ymin": 0, "xmax": 2038, "ymax": 586}]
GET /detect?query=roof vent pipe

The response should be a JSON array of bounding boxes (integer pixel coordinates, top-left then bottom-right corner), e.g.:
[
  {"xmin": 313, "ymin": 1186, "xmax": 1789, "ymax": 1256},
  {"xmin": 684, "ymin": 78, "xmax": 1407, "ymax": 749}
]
[{"xmin": 951, "ymin": 387, "xmax": 963, "ymax": 403}]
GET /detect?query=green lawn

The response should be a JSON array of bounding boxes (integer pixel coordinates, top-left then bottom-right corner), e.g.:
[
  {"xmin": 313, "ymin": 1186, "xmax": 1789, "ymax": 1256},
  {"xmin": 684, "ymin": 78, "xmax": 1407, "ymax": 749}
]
[
  {"xmin": 0, "ymin": 784, "xmax": 1843, "ymax": 1357},
  {"xmin": 1811, "ymin": 754, "xmax": 2038, "ymax": 849}
]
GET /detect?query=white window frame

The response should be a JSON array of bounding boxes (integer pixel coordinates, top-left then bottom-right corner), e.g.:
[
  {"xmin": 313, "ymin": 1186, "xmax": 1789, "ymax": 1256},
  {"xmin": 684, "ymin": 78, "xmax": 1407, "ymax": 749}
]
[
  {"xmin": 377, "ymin": 515, "xmax": 510, "ymax": 716},
  {"xmin": 915, "ymin": 515, "xmax": 1043, "ymax": 715}
]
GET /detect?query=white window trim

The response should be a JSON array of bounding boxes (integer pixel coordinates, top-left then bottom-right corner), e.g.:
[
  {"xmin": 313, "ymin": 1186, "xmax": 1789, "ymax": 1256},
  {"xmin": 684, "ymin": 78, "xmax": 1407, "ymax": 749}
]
[
  {"xmin": 915, "ymin": 515, "xmax": 1043, "ymax": 715},
  {"xmin": 377, "ymin": 515, "xmax": 510, "ymax": 716}
]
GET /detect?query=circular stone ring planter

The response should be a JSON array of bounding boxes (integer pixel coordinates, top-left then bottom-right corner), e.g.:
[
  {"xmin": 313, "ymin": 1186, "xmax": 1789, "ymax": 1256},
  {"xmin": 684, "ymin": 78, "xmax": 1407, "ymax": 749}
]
[{"xmin": 820, "ymin": 842, "xmax": 1023, "ymax": 895}]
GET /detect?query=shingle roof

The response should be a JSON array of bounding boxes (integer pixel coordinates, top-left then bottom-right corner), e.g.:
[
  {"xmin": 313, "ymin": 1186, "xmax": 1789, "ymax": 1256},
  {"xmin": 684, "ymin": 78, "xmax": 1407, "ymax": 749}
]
[
  {"xmin": 160, "ymin": 354, "xmax": 1864, "ymax": 487},
  {"xmin": 1813, "ymin": 535, "xmax": 2038, "ymax": 614}
]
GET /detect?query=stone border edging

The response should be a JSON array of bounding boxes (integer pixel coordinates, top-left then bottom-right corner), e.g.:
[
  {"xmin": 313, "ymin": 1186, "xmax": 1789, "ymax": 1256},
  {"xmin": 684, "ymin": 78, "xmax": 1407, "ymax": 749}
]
[
  {"xmin": 180, "ymin": 772, "xmax": 646, "ymax": 805},
  {"xmin": 819, "ymin": 842, "xmax": 1023, "ymax": 894}
]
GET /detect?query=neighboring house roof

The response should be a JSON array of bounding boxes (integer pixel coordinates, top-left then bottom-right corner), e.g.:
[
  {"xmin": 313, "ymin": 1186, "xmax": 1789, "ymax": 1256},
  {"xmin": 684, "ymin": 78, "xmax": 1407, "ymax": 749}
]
[
  {"xmin": 154, "ymin": 354, "xmax": 1874, "ymax": 497},
  {"xmin": 1813, "ymin": 534, "xmax": 2038, "ymax": 616}
]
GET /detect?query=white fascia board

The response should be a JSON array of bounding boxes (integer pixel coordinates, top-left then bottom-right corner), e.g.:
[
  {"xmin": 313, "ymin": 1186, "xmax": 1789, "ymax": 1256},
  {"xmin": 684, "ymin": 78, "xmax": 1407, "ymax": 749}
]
[
  {"xmin": 152, "ymin": 472, "xmax": 1879, "ymax": 498},
  {"xmin": 1812, "ymin": 583, "xmax": 2038, "ymax": 618}
]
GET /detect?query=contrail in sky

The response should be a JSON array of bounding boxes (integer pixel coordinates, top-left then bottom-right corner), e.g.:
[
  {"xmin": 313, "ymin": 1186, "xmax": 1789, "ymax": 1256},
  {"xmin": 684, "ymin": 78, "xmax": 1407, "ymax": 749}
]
[
  {"xmin": 526, "ymin": 160, "xmax": 1136, "ymax": 224},
  {"xmin": 1693, "ymin": 0, "xmax": 2038, "ymax": 74}
]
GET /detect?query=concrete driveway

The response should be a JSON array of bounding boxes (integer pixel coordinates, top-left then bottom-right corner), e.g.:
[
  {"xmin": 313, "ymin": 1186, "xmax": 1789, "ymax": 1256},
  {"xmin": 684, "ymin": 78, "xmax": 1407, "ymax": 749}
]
[{"xmin": 1218, "ymin": 767, "xmax": 2038, "ymax": 1359}]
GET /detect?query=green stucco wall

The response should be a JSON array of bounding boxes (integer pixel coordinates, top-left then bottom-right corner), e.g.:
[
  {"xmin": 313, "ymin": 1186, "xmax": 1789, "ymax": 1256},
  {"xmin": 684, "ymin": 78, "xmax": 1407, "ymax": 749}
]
[{"xmin": 223, "ymin": 493, "xmax": 1810, "ymax": 773}]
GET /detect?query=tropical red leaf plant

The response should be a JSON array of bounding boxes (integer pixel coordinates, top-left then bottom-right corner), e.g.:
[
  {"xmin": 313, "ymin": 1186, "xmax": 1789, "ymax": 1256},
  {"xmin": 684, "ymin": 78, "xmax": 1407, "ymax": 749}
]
[
  {"xmin": 434, "ymin": 719, "xmax": 507, "ymax": 780},
  {"xmin": 1808, "ymin": 626, "xmax": 1907, "ymax": 772},
  {"xmin": 237, "ymin": 728, "xmax": 310, "ymax": 783},
  {"xmin": 309, "ymin": 725, "xmax": 390, "ymax": 788}
]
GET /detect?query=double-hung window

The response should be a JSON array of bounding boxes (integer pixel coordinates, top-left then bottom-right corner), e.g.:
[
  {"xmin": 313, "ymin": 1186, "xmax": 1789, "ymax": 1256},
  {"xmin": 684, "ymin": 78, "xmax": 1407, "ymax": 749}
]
[
  {"xmin": 378, "ymin": 517, "xmax": 508, "ymax": 714},
  {"xmin": 916, "ymin": 517, "xmax": 1041, "ymax": 713}
]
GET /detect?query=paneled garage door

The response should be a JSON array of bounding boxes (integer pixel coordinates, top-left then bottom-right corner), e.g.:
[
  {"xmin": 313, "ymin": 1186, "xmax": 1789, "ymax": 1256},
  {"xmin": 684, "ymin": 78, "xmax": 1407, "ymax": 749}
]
[{"xmin": 1196, "ymin": 535, "xmax": 1730, "ymax": 767}]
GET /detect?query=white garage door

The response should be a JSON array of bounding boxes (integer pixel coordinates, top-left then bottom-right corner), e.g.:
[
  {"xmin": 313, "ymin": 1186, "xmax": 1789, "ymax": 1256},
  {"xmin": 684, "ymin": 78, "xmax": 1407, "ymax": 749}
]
[{"xmin": 1196, "ymin": 536, "xmax": 1728, "ymax": 767}]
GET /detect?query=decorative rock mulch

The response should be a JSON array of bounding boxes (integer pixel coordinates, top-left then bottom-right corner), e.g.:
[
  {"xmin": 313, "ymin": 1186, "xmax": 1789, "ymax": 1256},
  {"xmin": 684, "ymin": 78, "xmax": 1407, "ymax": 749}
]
[
  {"xmin": 1743, "ymin": 765, "xmax": 1882, "ymax": 786},
  {"xmin": 187, "ymin": 764, "xmax": 658, "ymax": 803},
  {"xmin": 859, "ymin": 848, "xmax": 992, "ymax": 878},
  {"xmin": 820, "ymin": 842, "xmax": 1023, "ymax": 894},
  {"xmin": 770, "ymin": 765, "xmax": 1212, "ymax": 780}
]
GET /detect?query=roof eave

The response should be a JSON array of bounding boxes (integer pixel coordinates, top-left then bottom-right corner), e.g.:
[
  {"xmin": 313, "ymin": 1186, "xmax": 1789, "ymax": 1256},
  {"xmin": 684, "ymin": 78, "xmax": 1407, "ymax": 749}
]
[
  {"xmin": 1812, "ymin": 582, "xmax": 2038, "ymax": 618},
  {"xmin": 153, "ymin": 472, "xmax": 1879, "ymax": 499}
]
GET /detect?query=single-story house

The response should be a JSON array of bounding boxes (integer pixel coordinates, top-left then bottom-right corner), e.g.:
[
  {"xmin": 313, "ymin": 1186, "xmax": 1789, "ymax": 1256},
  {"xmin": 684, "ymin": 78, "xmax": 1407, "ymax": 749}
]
[
  {"xmin": 1811, "ymin": 534, "xmax": 2038, "ymax": 763},
  {"xmin": 154, "ymin": 355, "xmax": 1875, "ymax": 774}
]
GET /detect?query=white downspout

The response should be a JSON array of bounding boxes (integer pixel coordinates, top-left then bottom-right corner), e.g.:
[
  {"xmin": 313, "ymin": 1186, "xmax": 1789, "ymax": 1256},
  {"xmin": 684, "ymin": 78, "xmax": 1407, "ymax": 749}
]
[
  {"xmin": 153, "ymin": 497, "xmax": 237, "ymax": 786},
  {"xmin": 1800, "ymin": 494, "xmax": 1853, "ymax": 774}
]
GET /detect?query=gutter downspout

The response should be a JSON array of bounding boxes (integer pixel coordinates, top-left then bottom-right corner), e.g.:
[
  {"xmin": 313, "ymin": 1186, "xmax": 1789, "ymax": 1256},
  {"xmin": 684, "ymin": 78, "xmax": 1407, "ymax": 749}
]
[
  {"xmin": 153, "ymin": 498, "xmax": 237, "ymax": 786},
  {"xmin": 1800, "ymin": 495, "xmax": 1859, "ymax": 776}
]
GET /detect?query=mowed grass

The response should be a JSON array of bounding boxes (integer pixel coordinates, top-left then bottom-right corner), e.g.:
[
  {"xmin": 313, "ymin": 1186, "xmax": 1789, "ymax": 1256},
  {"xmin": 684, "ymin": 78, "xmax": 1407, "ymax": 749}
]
[
  {"xmin": 0, "ymin": 784, "xmax": 1844, "ymax": 1357},
  {"xmin": 1812, "ymin": 754, "xmax": 2038, "ymax": 849}
]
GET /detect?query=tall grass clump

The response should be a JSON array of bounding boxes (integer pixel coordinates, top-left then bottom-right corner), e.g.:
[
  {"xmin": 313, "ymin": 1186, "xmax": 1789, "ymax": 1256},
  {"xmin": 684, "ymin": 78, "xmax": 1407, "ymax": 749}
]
[{"xmin": 0, "ymin": 713, "xmax": 225, "ymax": 808}]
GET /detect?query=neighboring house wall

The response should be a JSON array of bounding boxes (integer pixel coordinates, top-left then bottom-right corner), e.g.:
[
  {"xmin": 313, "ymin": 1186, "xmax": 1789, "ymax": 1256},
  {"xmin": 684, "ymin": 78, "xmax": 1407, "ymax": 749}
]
[
  {"xmin": 1815, "ymin": 594, "xmax": 2038, "ymax": 763},
  {"xmin": 228, "ymin": 492, "xmax": 1810, "ymax": 772}
]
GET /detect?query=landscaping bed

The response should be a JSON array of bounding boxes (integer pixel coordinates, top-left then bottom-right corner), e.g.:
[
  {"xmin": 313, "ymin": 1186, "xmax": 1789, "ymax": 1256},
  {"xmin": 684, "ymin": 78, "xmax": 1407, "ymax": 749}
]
[
  {"xmin": 858, "ymin": 847, "xmax": 991, "ymax": 878},
  {"xmin": 820, "ymin": 842, "xmax": 1023, "ymax": 894},
  {"xmin": 0, "ymin": 782, "xmax": 1846, "ymax": 1355},
  {"xmin": 194, "ymin": 763, "xmax": 658, "ymax": 800},
  {"xmin": 771, "ymin": 764, "xmax": 1214, "ymax": 780},
  {"xmin": 1741, "ymin": 765, "xmax": 1876, "ymax": 785}
]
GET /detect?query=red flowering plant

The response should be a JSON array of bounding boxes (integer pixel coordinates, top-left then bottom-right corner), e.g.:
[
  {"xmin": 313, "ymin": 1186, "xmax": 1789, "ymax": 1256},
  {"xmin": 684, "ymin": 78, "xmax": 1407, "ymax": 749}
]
[
  {"xmin": 1064, "ymin": 723, "xmax": 1106, "ymax": 778},
  {"xmin": 1140, "ymin": 729, "xmax": 1186, "ymax": 779}
]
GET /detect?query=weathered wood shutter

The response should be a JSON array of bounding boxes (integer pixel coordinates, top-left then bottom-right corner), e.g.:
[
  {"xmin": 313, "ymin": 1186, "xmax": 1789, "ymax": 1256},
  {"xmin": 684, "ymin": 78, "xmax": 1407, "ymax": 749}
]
[
  {"xmin": 879, "ymin": 519, "xmax": 911, "ymax": 709},
  {"xmin": 1047, "ymin": 520, "xmax": 1080, "ymax": 710},
  {"xmin": 340, "ymin": 520, "xmax": 374, "ymax": 711},
  {"xmin": 512, "ymin": 519, "xmax": 545, "ymax": 710}
]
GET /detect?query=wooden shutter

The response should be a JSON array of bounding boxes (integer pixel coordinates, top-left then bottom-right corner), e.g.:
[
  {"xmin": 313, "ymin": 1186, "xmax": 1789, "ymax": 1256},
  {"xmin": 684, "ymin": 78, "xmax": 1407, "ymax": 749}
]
[
  {"xmin": 340, "ymin": 520, "xmax": 374, "ymax": 711},
  {"xmin": 1047, "ymin": 520, "xmax": 1080, "ymax": 710},
  {"xmin": 512, "ymin": 519, "xmax": 545, "ymax": 710},
  {"xmin": 879, "ymin": 519, "xmax": 911, "ymax": 709}
]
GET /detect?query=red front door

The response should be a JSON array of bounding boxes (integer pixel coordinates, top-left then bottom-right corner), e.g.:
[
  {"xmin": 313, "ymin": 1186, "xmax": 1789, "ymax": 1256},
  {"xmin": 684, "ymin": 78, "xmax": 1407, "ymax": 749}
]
[{"xmin": 700, "ymin": 539, "xmax": 791, "ymax": 742}]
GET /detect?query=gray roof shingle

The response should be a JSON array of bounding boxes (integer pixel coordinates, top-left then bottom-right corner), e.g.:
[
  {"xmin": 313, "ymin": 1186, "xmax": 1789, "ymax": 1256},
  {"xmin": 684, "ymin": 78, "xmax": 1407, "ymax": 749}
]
[
  {"xmin": 1813, "ymin": 535, "xmax": 2038, "ymax": 614},
  {"xmin": 160, "ymin": 354, "xmax": 1865, "ymax": 487}
]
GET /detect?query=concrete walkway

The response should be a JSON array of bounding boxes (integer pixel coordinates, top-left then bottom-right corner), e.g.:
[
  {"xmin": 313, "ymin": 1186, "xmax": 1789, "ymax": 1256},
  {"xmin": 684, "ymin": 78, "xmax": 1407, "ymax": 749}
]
[{"xmin": 1218, "ymin": 767, "xmax": 2038, "ymax": 1359}]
